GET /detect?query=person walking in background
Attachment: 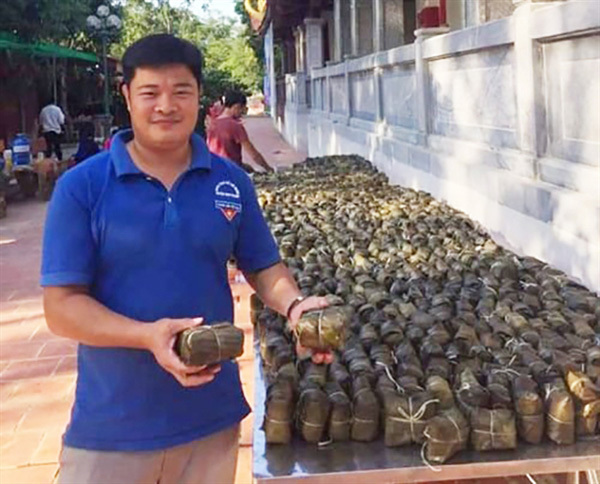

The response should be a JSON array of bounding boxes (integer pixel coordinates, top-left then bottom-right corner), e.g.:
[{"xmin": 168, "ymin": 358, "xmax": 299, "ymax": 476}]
[
  {"xmin": 39, "ymin": 100, "xmax": 65, "ymax": 161},
  {"xmin": 207, "ymin": 90, "xmax": 273, "ymax": 173}
]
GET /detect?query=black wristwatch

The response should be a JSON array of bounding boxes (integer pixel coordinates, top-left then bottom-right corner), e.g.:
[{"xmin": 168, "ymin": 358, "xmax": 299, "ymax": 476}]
[{"xmin": 286, "ymin": 295, "xmax": 305, "ymax": 319}]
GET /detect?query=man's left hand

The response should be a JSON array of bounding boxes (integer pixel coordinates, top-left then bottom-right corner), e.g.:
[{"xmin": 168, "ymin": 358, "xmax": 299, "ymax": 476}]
[{"xmin": 287, "ymin": 296, "xmax": 334, "ymax": 365}]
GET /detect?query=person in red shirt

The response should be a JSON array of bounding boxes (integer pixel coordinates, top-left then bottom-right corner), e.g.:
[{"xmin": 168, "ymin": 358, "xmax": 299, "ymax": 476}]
[{"xmin": 207, "ymin": 90, "xmax": 273, "ymax": 173}]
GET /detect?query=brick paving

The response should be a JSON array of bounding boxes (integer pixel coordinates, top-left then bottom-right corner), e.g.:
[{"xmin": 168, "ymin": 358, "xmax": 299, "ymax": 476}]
[{"xmin": 0, "ymin": 116, "xmax": 305, "ymax": 484}]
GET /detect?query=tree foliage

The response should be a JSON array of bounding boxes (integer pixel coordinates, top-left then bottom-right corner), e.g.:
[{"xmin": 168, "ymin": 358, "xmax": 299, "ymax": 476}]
[
  {"xmin": 111, "ymin": 0, "xmax": 263, "ymax": 99},
  {"xmin": 0, "ymin": 0, "xmax": 121, "ymax": 50},
  {"xmin": 1, "ymin": 0, "xmax": 264, "ymax": 105}
]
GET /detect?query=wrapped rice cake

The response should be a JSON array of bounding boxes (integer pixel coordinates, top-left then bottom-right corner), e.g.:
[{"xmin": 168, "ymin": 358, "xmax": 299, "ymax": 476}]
[
  {"xmin": 176, "ymin": 322, "xmax": 243, "ymax": 366},
  {"xmin": 383, "ymin": 391, "xmax": 438, "ymax": 446},
  {"xmin": 424, "ymin": 406, "xmax": 469, "ymax": 464},
  {"xmin": 544, "ymin": 379, "xmax": 575, "ymax": 445},
  {"xmin": 512, "ymin": 374, "xmax": 544, "ymax": 444},
  {"xmin": 325, "ymin": 381, "xmax": 352, "ymax": 441},
  {"xmin": 471, "ymin": 408, "xmax": 517, "ymax": 451},
  {"xmin": 264, "ymin": 379, "xmax": 296, "ymax": 444},
  {"xmin": 296, "ymin": 381, "xmax": 330, "ymax": 443},
  {"xmin": 295, "ymin": 306, "xmax": 349, "ymax": 351},
  {"xmin": 350, "ymin": 376, "xmax": 379, "ymax": 442}
]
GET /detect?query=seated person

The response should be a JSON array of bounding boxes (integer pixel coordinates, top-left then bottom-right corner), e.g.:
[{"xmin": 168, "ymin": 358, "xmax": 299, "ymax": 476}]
[{"xmin": 70, "ymin": 123, "xmax": 99, "ymax": 165}]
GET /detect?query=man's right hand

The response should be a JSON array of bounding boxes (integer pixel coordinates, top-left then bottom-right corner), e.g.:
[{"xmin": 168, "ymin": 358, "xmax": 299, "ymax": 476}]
[{"xmin": 144, "ymin": 317, "xmax": 221, "ymax": 387}]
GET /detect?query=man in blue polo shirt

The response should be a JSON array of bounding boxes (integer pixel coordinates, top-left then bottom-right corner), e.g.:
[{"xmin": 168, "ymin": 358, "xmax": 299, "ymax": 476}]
[{"xmin": 41, "ymin": 34, "xmax": 331, "ymax": 484}]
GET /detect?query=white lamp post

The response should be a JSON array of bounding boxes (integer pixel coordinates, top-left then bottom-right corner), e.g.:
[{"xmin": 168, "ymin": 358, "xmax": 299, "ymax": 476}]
[{"xmin": 86, "ymin": 5, "xmax": 122, "ymax": 119}]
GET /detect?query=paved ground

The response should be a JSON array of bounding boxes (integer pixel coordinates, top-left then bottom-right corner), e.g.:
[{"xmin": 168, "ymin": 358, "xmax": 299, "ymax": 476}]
[{"xmin": 0, "ymin": 115, "xmax": 304, "ymax": 484}]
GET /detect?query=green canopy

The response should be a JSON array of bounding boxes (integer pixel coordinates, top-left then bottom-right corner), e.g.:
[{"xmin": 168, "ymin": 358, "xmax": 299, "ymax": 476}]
[{"xmin": 0, "ymin": 32, "xmax": 98, "ymax": 62}]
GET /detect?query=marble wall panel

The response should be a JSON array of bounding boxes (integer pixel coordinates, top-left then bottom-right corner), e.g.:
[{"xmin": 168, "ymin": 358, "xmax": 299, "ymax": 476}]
[
  {"xmin": 428, "ymin": 45, "xmax": 517, "ymax": 148},
  {"xmin": 381, "ymin": 62, "xmax": 417, "ymax": 130},
  {"xmin": 544, "ymin": 35, "xmax": 600, "ymax": 166},
  {"xmin": 330, "ymin": 75, "xmax": 347, "ymax": 115},
  {"xmin": 350, "ymin": 70, "xmax": 376, "ymax": 121}
]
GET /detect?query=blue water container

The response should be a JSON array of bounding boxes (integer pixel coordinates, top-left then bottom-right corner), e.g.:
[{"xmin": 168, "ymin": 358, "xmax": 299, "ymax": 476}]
[{"xmin": 12, "ymin": 134, "xmax": 31, "ymax": 166}]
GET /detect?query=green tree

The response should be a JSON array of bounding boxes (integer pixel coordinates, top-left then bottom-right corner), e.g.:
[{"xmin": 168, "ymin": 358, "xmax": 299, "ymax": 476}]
[
  {"xmin": 112, "ymin": 0, "xmax": 263, "ymax": 99},
  {"xmin": 0, "ymin": 0, "xmax": 121, "ymax": 50}
]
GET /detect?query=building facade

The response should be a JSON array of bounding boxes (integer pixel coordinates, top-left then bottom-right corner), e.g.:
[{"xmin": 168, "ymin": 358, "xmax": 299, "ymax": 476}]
[{"xmin": 255, "ymin": 0, "xmax": 600, "ymax": 292}]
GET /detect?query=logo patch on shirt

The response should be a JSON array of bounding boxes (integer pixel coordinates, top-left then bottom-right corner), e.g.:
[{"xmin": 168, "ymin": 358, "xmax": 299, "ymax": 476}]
[
  {"xmin": 215, "ymin": 200, "xmax": 241, "ymax": 222},
  {"xmin": 215, "ymin": 181, "xmax": 240, "ymax": 199}
]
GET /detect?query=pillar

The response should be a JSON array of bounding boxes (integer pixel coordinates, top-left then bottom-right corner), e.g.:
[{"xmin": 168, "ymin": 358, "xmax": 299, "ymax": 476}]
[
  {"xmin": 414, "ymin": 27, "xmax": 449, "ymax": 142},
  {"xmin": 334, "ymin": 0, "xmax": 342, "ymax": 61},
  {"xmin": 512, "ymin": 0, "xmax": 564, "ymax": 159},
  {"xmin": 304, "ymin": 18, "xmax": 326, "ymax": 71},
  {"xmin": 373, "ymin": 0, "xmax": 384, "ymax": 52},
  {"xmin": 351, "ymin": 0, "xmax": 359, "ymax": 56}
]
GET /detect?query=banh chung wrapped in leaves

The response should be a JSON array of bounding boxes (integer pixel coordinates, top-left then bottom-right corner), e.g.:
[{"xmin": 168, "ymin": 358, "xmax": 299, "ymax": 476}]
[
  {"xmin": 295, "ymin": 306, "xmax": 349, "ymax": 351},
  {"xmin": 176, "ymin": 322, "xmax": 244, "ymax": 366},
  {"xmin": 295, "ymin": 381, "xmax": 330, "ymax": 443},
  {"xmin": 424, "ymin": 406, "xmax": 469, "ymax": 464},
  {"xmin": 471, "ymin": 408, "xmax": 517, "ymax": 451},
  {"xmin": 253, "ymin": 155, "xmax": 600, "ymax": 457},
  {"xmin": 264, "ymin": 378, "xmax": 296, "ymax": 444}
]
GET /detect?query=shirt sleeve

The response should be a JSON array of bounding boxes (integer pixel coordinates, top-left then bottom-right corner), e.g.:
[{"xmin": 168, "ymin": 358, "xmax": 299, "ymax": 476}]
[
  {"xmin": 233, "ymin": 175, "xmax": 280, "ymax": 273},
  {"xmin": 40, "ymin": 172, "xmax": 97, "ymax": 286},
  {"xmin": 234, "ymin": 122, "xmax": 249, "ymax": 144}
]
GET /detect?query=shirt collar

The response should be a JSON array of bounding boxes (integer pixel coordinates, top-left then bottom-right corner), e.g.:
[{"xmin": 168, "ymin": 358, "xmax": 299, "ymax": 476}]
[{"xmin": 110, "ymin": 129, "xmax": 212, "ymax": 178}]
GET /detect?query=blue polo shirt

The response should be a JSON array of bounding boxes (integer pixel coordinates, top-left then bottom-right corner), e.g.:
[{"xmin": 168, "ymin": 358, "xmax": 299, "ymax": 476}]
[{"xmin": 41, "ymin": 130, "xmax": 280, "ymax": 451}]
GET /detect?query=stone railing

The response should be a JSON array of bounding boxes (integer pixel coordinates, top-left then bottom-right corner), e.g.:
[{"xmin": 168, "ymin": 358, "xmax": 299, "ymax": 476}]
[{"xmin": 282, "ymin": 0, "xmax": 600, "ymax": 291}]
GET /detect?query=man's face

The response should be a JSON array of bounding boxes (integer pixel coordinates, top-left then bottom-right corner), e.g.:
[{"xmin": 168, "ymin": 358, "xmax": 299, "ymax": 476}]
[{"xmin": 122, "ymin": 64, "xmax": 200, "ymax": 149}]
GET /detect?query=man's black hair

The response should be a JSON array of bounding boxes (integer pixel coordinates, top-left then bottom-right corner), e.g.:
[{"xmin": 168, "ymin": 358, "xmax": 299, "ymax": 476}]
[
  {"xmin": 224, "ymin": 90, "xmax": 247, "ymax": 108},
  {"xmin": 122, "ymin": 34, "xmax": 203, "ymax": 86}
]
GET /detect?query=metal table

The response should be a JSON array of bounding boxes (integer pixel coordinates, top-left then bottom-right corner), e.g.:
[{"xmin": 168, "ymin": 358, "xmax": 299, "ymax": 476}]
[{"xmin": 252, "ymin": 348, "xmax": 600, "ymax": 484}]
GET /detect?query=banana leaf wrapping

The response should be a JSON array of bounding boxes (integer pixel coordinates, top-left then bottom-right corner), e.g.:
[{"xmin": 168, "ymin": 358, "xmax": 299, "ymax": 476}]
[
  {"xmin": 487, "ymin": 371, "xmax": 513, "ymax": 409},
  {"xmin": 573, "ymin": 318, "xmax": 596, "ymax": 339},
  {"xmin": 424, "ymin": 406, "xmax": 469, "ymax": 464},
  {"xmin": 427, "ymin": 323, "xmax": 452, "ymax": 345},
  {"xmin": 295, "ymin": 381, "xmax": 330, "ymax": 443},
  {"xmin": 250, "ymin": 294, "xmax": 264, "ymax": 326},
  {"xmin": 370, "ymin": 344, "xmax": 395, "ymax": 375},
  {"xmin": 383, "ymin": 391, "xmax": 438, "ymax": 446},
  {"xmin": 544, "ymin": 379, "xmax": 575, "ymax": 445},
  {"xmin": 397, "ymin": 355, "xmax": 425, "ymax": 381},
  {"xmin": 566, "ymin": 370, "xmax": 600, "ymax": 403},
  {"xmin": 426, "ymin": 375, "xmax": 455, "ymax": 409},
  {"xmin": 299, "ymin": 361, "xmax": 327, "ymax": 387},
  {"xmin": 454, "ymin": 358, "xmax": 483, "ymax": 381},
  {"xmin": 456, "ymin": 368, "xmax": 489, "ymax": 412},
  {"xmin": 395, "ymin": 340, "xmax": 417, "ymax": 361},
  {"xmin": 551, "ymin": 350, "xmax": 579, "ymax": 375},
  {"xmin": 359, "ymin": 323, "xmax": 379, "ymax": 349},
  {"xmin": 275, "ymin": 362, "xmax": 299, "ymax": 384},
  {"xmin": 329, "ymin": 360, "xmax": 352, "ymax": 394},
  {"xmin": 425, "ymin": 357, "xmax": 452, "ymax": 381},
  {"xmin": 348, "ymin": 356, "xmax": 377, "ymax": 384},
  {"xmin": 471, "ymin": 408, "xmax": 517, "ymax": 451},
  {"xmin": 480, "ymin": 332, "xmax": 503, "ymax": 351},
  {"xmin": 588, "ymin": 346, "xmax": 600, "ymax": 379},
  {"xmin": 264, "ymin": 378, "xmax": 296, "ymax": 444},
  {"xmin": 295, "ymin": 306, "xmax": 348, "ymax": 351},
  {"xmin": 420, "ymin": 338, "xmax": 445, "ymax": 364},
  {"xmin": 351, "ymin": 376, "xmax": 380, "ymax": 442},
  {"xmin": 576, "ymin": 401, "xmax": 599, "ymax": 437},
  {"xmin": 175, "ymin": 323, "xmax": 244, "ymax": 366},
  {"xmin": 261, "ymin": 332, "xmax": 290, "ymax": 370},
  {"xmin": 325, "ymin": 381, "xmax": 352, "ymax": 441},
  {"xmin": 512, "ymin": 374, "xmax": 544, "ymax": 444},
  {"xmin": 455, "ymin": 323, "xmax": 478, "ymax": 355},
  {"xmin": 380, "ymin": 320, "xmax": 404, "ymax": 347}
]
